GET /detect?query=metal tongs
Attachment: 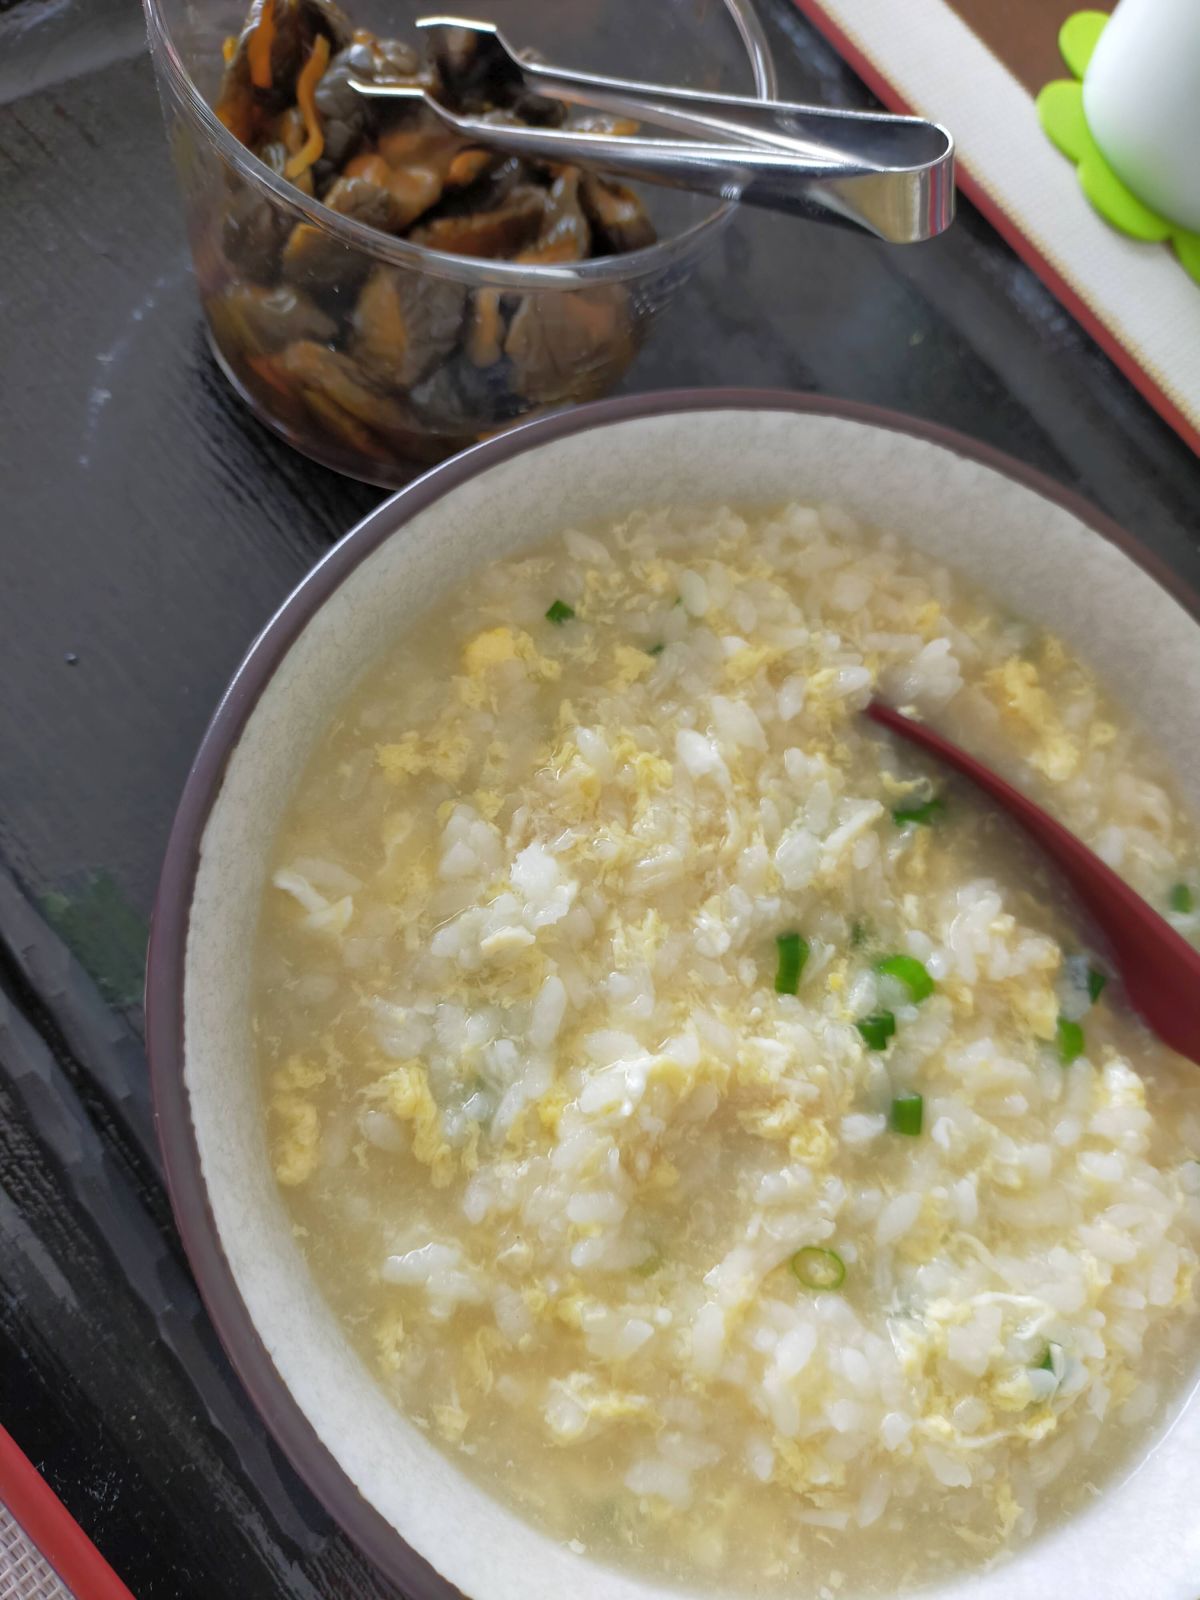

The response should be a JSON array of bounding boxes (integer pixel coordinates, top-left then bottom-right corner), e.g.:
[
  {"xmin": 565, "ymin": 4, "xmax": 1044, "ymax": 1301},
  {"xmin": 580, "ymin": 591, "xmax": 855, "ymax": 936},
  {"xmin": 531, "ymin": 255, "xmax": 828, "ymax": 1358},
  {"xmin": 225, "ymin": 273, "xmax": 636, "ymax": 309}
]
[{"xmin": 349, "ymin": 17, "xmax": 955, "ymax": 244}]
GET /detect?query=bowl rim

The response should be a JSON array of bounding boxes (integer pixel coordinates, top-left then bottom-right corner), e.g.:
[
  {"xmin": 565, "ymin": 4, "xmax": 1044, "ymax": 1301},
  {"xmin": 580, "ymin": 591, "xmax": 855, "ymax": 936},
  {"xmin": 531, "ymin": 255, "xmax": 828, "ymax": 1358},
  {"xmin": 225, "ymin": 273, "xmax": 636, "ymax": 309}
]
[
  {"xmin": 140, "ymin": 0, "xmax": 777, "ymax": 289},
  {"xmin": 145, "ymin": 387, "xmax": 1200, "ymax": 1594}
]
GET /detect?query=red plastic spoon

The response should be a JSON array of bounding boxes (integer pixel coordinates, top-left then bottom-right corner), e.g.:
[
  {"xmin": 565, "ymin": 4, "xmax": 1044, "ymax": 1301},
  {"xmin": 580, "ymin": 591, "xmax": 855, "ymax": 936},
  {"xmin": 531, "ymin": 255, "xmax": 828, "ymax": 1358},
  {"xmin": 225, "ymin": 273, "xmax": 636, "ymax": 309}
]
[{"xmin": 867, "ymin": 699, "xmax": 1200, "ymax": 1067}]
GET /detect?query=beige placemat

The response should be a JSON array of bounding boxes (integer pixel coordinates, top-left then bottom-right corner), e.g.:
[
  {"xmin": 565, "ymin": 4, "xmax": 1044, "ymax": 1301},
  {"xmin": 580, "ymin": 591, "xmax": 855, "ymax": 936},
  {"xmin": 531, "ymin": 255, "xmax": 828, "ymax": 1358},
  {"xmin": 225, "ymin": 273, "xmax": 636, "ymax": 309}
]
[{"xmin": 0, "ymin": 1502, "xmax": 73, "ymax": 1600}]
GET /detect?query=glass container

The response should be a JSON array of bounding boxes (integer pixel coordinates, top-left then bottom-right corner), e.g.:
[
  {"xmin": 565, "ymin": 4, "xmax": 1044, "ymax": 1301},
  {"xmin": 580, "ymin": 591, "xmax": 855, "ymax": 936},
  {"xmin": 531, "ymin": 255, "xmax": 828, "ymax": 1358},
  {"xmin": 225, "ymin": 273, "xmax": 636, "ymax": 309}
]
[{"xmin": 144, "ymin": 0, "xmax": 776, "ymax": 484}]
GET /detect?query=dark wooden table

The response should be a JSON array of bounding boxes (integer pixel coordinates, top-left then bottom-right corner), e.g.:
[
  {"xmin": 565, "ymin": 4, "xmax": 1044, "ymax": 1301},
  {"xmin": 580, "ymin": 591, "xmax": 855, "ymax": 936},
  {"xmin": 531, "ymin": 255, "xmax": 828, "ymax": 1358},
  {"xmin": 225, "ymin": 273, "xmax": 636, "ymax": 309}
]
[{"xmin": 1, "ymin": 0, "xmax": 1197, "ymax": 1592}]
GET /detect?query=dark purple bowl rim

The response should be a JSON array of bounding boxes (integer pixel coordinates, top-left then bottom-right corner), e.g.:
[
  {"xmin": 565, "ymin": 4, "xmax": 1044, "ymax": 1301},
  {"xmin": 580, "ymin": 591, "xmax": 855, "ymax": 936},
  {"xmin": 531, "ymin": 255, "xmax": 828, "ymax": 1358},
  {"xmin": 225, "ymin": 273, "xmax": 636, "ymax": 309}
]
[{"xmin": 144, "ymin": 387, "xmax": 1200, "ymax": 1594}]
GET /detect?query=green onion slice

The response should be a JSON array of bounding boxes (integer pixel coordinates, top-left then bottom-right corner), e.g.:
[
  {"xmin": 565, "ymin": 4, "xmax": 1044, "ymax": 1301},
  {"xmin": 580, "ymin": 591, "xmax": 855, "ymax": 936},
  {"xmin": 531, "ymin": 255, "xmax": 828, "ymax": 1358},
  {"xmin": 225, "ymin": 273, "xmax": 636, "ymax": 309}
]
[
  {"xmin": 545, "ymin": 599, "xmax": 575, "ymax": 624},
  {"xmin": 790, "ymin": 1246, "xmax": 846, "ymax": 1291},
  {"xmin": 1086, "ymin": 965, "xmax": 1107, "ymax": 1003},
  {"xmin": 646, "ymin": 642, "xmax": 665, "ymax": 656},
  {"xmin": 1170, "ymin": 881, "xmax": 1194, "ymax": 914},
  {"xmin": 633, "ymin": 1251, "xmax": 662, "ymax": 1278},
  {"xmin": 1036, "ymin": 1343, "xmax": 1058, "ymax": 1372},
  {"xmin": 1057, "ymin": 1016, "xmax": 1085, "ymax": 1064},
  {"xmin": 875, "ymin": 953, "xmax": 935, "ymax": 1003},
  {"xmin": 774, "ymin": 931, "xmax": 809, "ymax": 994},
  {"xmin": 850, "ymin": 920, "xmax": 868, "ymax": 948},
  {"xmin": 892, "ymin": 797, "xmax": 945, "ymax": 827},
  {"xmin": 856, "ymin": 1011, "xmax": 896, "ymax": 1051},
  {"xmin": 890, "ymin": 1092, "xmax": 924, "ymax": 1136}
]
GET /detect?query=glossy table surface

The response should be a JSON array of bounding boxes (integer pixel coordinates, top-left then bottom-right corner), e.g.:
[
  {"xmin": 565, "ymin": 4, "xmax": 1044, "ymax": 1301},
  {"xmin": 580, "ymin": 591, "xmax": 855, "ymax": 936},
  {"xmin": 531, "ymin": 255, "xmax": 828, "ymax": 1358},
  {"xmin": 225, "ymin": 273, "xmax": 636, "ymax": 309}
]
[{"xmin": 1, "ymin": 0, "xmax": 1198, "ymax": 1592}]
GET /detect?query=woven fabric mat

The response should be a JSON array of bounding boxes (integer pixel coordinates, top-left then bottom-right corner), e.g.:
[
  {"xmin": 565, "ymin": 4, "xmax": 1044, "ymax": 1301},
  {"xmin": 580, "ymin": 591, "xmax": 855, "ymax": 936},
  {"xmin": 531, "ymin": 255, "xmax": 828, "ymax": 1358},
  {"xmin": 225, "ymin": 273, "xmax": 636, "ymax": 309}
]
[{"xmin": 0, "ymin": 1502, "xmax": 72, "ymax": 1600}]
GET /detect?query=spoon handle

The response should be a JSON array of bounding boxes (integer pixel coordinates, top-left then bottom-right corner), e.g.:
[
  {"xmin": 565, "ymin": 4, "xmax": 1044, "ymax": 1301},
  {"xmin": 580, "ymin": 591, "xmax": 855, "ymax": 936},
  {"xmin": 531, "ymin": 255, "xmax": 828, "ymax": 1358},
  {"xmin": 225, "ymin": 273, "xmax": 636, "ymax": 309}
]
[{"xmin": 867, "ymin": 700, "xmax": 1200, "ymax": 1066}]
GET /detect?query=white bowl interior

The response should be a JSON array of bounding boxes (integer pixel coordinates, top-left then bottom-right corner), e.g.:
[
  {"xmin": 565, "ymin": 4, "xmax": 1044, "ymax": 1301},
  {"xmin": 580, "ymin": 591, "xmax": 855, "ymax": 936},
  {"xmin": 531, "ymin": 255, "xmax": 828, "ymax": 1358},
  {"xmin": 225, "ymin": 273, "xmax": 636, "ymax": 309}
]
[{"xmin": 183, "ymin": 408, "xmax": 1200, "ymax": 1600}]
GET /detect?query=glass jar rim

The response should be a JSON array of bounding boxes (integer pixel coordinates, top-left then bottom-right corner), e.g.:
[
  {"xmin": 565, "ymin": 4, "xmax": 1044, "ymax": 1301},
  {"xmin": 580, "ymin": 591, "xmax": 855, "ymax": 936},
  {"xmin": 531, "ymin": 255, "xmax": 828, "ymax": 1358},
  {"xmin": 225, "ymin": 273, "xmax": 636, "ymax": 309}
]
[{"xmin": 144, "ymin": 0, "xmax": 778, "ymax": 289}]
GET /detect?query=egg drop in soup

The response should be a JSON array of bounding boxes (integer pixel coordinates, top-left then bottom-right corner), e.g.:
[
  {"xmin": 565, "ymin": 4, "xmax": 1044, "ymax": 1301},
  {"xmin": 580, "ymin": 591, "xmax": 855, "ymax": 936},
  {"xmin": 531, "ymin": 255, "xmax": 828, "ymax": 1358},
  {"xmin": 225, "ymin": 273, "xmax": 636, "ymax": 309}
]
[{"xmin": 254, "ymin": 504, "xmax": 1200, "ymax": 1593}]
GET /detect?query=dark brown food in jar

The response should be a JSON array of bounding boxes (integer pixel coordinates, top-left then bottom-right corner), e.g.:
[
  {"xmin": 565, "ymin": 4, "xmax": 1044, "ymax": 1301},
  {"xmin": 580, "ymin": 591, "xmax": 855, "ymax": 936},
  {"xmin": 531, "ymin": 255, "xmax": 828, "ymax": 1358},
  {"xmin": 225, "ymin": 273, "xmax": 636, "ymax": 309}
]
[
  {"xmin": 505, "ymin": 285, "xmax": 637, "ymax": 403},
  {"xmin": 372, "ymin": 111, "xmax": 473, "ymax": 223},
  {"xmin": 444, "ymin": 147, "xmax": 502, "ymax": 190},
  {"xmin": 207, "ymin": 283, "xmax": 337, "ymax": 357},
  {"xmin": 350, "ymin": 268, "xmax": 465, "ymax": 388},
  {"xmin": 465, "ymin": 289, "xmax": 505, "ymax": 368},
  {"xmin": 408, "ymin": 353, "xmax": 526, "ymax": 433},
  {"xmin": 410, "ymin": 186, "xmax": 546, "ymax": 259},
  {"xmin": 281, "ymin": 220, "xmax": 371, "ymax": 298},
  {"xmin": 380, "ymin": 164, "xmax": 450, "ymax": 228},
  {"xmin": 321, "ymin": 174, "xmax": 408, "ymax": 232},
  {"xmin": 297, "ymin": 384, "xmax": 384, "ymax": 455},
  {"xmin": 215, "ymin": 0, "xmax": 353, "ymax": 144},
  {"xmin": 209, "ymin": 0, "xmax": 659, "ymax": 473},
  {"xmin": 255, "ymin": 135, "xmax": 316, "ymax": 198},
  {"xmin": 339, "ymin": 151, "xmax": 443, "ymax": 229},
  {"xmin": 580, "ymin": 175, "xmax": 657, "ymax": 254},
  {"xmin": 221, "ymin": 182, "xmax": 291, "ymax": 282},
  {"xmin": 516, "ymin": 169, "xmax": 592, "ymax": 264},
  {"xmin": 215, "ymin": 0, "xmax": 655, "ymax": 284},
  {"xmin": 426, "ymin": 25, "xmax": 567, "ymax": 127},
  {"xmin": 375, "ymin": 114, "xmax": 463, "ymax": 170},
  {"xmin": 298, "ymin": 0, "xmax": 353, "ymax": 45},
  {"xmin": 311, "ymin": 37, "xmax": 424, "ymax": 172},
  {"xmin": 430, "ymin": 152, "xmax": 524, "ymax": 214},
  {"xmin": 275, "ymin": 340, "xmax": 423, "ymax": 443},
  {"xmin": 406, "ymin": 358, "xmax": 480, "ymax": 432}
]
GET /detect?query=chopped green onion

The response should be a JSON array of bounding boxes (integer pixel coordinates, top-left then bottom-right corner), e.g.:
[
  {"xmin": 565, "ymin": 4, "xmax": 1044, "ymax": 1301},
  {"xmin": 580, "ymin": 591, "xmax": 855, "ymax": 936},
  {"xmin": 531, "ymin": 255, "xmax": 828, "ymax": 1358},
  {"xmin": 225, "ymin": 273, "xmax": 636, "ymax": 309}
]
[
  {"xmin": 646, "ymin": 642, "xmax": 665, "ymax": 656},
  {"xmin": 545, "ymin": 599, "xmax": 575, "ymax": 624},
  {"xmin": 890, "ymin": 1092, "xmax": 923, "ymax": 1136},
  {"xmin": 892, "ymin": 797, "xmax": 945, "ymax": 827},
  {"xmin": 774, "ymin": 931, "xmax": 809, "ymax": 994},
  {"xmin": 790, "ymin": 1246, "xmax": 846, "ymax": 1291},
  {"xmin": 1036, "ymin": 1343, "xmax": 1057, "ymax": 1372},
  {"xmin": 1086, "ymin": 965, "xmax": 1107, "ymax": 1004},
  {"xmin": 1170, "ymin": 881, "xmax": 1194, "ymax": 914},
  {"xmin": 633, "ymin": 1251, "xmax": 662, "ymax": 1277},
  {"xmin": 875, "ymin": 954, "xmax": 935, "ymax": 1003},
  {"xmin": 856, "ymin": 1011, "xmax": 896, "ymax": 1051},
  {"xmin": 850, "ymin": 920, "xmax": 868, "ymax": 948},
  {"xmin": 672, "ymin": 594, "xmax": 683, "ymax": 608},
  {"xmin": 1057, "ymin": 1016, "xmax": 1085, "ymax": 1063}
]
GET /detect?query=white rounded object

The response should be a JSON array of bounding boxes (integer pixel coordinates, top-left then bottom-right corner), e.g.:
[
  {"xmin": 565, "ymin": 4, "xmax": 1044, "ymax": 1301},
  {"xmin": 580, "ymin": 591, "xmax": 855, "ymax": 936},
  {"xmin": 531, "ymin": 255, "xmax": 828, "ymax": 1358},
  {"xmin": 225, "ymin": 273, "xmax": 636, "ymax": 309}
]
[{"xmin": 1082, "ymin": 0, "xmax": 1200, "ymax": 232}]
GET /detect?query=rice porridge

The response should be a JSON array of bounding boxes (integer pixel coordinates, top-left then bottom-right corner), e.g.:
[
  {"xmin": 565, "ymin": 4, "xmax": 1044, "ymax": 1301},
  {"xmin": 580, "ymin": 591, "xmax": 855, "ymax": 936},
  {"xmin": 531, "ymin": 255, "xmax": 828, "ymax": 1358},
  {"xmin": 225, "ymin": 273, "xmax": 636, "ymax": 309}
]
[{"xmin": 254, "ymin": 504, "xmax": 1200, "ymax": 1593}]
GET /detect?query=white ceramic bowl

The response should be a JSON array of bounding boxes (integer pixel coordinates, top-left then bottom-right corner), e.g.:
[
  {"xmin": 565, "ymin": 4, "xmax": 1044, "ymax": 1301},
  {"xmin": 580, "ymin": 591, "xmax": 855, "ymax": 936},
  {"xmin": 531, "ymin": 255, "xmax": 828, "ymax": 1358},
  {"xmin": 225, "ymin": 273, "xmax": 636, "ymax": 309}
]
[{"xmin": 147, "ymin": 392, "xmax": 1200, "ymax": 1600}]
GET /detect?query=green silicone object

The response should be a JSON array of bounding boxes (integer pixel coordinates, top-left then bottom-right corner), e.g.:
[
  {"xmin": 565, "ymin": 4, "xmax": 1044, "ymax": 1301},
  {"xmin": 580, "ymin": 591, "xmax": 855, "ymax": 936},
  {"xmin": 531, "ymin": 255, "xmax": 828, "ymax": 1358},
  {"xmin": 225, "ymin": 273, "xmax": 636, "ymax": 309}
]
[
  {"xmin": 1059, "ymin": 10, "xmax": 1107, "ymax": 78},
  {"xmin": 1036, "ymin": 11, "xmax": 1200, "ymax": 284}
]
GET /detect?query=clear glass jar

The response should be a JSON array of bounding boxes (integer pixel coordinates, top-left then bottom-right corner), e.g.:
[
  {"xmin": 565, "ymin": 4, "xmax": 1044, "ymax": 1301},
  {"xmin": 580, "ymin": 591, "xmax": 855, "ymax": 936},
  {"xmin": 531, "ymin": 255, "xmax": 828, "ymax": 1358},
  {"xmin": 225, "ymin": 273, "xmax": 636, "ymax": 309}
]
[{"xmin": 143, "ymin": 0, "xmax": 776, "ymax": 485}]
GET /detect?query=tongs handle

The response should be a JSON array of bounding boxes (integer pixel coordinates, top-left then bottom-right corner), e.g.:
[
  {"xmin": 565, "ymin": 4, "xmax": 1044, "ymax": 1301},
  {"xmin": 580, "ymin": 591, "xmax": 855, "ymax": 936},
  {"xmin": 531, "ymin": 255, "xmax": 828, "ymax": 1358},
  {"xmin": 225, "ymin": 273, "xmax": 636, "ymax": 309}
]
[
  {"xmin": 427, "ymin": 20, "xmax": 905, "ymax": 160},
  {"xmin": 416, "ymin": 18, "xmax": 955, "ymax": 243}
]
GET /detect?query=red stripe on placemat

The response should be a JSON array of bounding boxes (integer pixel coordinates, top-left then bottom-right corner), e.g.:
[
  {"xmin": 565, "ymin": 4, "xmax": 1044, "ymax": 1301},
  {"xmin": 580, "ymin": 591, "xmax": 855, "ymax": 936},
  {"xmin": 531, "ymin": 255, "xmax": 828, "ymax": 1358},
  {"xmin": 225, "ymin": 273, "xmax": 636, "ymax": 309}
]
[
  {"xmin": 791, "ymin": 0, "xmax": 1200, "ymax": 458},
  {"xmin": 0, "ymin": 1425, "xmax": 137, "ymax": 1600}
]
